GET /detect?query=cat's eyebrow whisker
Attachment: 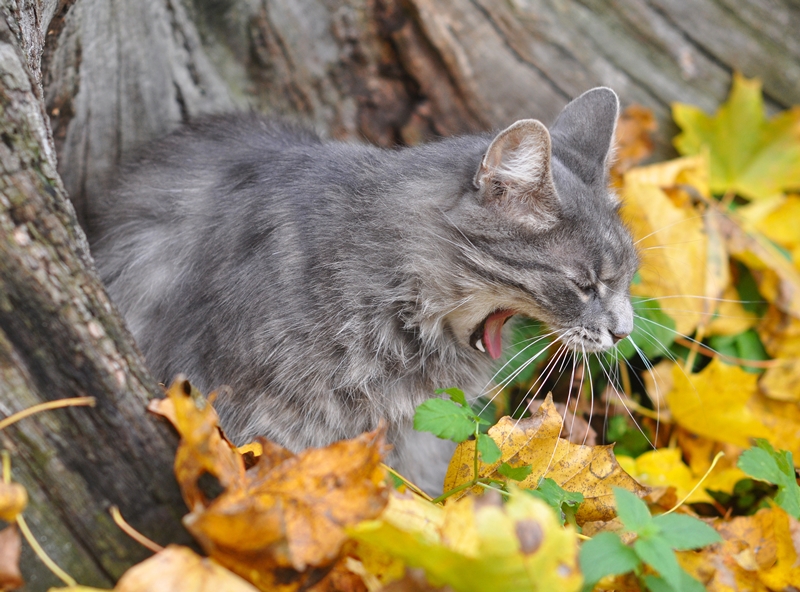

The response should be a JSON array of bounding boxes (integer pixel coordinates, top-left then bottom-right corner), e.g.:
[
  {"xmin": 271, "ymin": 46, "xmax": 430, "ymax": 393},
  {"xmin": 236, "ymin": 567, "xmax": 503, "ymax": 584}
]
[
  {"xmin": 632, "ymin": 214, "xmax": 706, "ymax": 246},
  {"xmin": 436, "ymin": 207, "xmax": 480, "ymax": 252},
  {"xmin": 634, "ymin": 295, "xmax": 765, "ymax": 304},
  {"xmin": 637, "ymin": 239, "xmax": 706, "ymax": 251}
]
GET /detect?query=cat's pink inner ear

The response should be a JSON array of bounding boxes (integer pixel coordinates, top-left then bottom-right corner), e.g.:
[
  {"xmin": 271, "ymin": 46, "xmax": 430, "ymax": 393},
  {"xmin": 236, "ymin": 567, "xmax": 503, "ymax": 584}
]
[
  {"xmin": 483, "ymin": 309, "xmax": 515, "ymax": 360},
  {"xmin": 475, "ymin": 119, "xmax": 552, "ymax": 194}
]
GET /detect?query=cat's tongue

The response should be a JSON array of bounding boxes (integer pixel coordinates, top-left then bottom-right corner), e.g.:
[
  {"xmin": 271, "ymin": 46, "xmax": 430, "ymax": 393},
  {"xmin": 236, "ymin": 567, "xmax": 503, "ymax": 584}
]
[{"xmin": 483, "ymin": 309, "xmax": 515, "ymax": 360}]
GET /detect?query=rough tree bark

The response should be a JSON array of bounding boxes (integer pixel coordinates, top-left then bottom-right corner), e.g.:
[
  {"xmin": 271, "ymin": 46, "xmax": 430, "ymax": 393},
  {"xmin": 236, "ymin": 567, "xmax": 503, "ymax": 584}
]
[
  {"xmin": 0, "ymin": 1, "xmax": 194, "ymax": 589},
  {"xmin": 1, "ymin": 0, "xmax": 798, "ymax": 588}
]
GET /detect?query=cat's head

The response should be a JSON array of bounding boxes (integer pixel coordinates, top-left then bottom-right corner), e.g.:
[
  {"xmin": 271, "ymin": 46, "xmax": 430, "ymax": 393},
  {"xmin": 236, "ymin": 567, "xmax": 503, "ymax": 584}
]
[{"xmin": 443, "ymin": 87, "xmax": 638, "ymax": 358}]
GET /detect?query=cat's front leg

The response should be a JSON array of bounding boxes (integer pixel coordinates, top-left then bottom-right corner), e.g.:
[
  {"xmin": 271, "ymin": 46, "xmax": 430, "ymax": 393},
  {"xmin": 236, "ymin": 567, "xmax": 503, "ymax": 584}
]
[{"xmin": 388, "ymin": 428, "xmax": 456, "ymax": 497}]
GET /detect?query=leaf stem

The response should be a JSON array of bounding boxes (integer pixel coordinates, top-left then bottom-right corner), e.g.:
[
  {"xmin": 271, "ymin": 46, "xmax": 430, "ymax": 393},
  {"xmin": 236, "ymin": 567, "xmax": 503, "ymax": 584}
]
[
  {"xmin": 110, "ymin": 506, "xmax": 164, "ymax": 553},
  {"xmin": 0, "ymin": 397, "xmax": 96, "ymax": 432},
  {"xmin": 2, "ymin": 452, "xmax": 77, "ymax": 586},
  {"xmin": 381, "ymin": 464, "xmax": 432, "ymax": 501},
  {"xmin": 662, "ymin": 451, "xmax": 725, "ymax": 515},
  {"xmin": 431, "ymin": 479, "xmax": 478, "ymax": 505}
]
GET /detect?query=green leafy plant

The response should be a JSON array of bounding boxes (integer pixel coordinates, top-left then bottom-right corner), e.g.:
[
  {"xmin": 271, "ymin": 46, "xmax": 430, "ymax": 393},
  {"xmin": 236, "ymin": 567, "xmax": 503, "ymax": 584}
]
[
  {"xmin": 737, "ymin": 439, "xmax": 800, "ymax": 518},
  {"xmin": 527, "ymin": 478, "xmax": 584, "ymax": 529},
  {"xmin": 579, "ymin": 488, "xmax": 721, "ymax": 592},
  {"xmin": 414, "ymin": 387, "xmax": 507, "ymax": 502}
]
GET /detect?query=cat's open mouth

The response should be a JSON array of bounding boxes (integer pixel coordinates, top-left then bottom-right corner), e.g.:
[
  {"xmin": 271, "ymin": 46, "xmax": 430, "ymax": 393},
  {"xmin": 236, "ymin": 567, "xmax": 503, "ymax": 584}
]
[{"xmin": 469, "ymin": 309, "xmax": 516, "ymax": 360}]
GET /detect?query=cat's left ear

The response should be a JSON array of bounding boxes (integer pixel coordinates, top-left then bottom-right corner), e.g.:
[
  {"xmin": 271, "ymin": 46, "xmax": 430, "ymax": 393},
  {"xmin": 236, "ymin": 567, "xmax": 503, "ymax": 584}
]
[
  {"xmin": 473, "ymin": 119, "xmax": 559, "ymax": 227},
  {"xmin": 549, "ymin": 87, "xmax": 619, "ymax": 186}
]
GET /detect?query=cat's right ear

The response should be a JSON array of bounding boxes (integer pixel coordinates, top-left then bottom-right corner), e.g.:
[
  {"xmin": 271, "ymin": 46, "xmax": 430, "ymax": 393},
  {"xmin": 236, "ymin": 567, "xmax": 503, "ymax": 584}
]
[{"xmin": 473, "ymin": 119, "xmax": 559, "ymax": 227}]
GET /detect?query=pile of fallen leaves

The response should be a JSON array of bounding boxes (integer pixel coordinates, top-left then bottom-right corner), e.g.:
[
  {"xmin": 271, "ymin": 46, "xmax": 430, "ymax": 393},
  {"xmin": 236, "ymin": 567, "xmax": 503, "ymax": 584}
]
[{"xmin": 1, "ymin": 74, "xmax": 799, "ymax": 591}]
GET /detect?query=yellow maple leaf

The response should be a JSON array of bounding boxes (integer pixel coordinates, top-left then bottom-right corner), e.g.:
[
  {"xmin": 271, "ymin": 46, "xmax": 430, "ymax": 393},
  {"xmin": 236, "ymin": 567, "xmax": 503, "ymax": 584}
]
[
  {"xmin": 443, "ymin": 394, "xmax": 646, "ymax": 524},
  {"xmin": 666, "ymin": 359, "xmax": 771, "ymax": 447},
  {"xmin": 621, "ymin": 154, "xmax": 726, "ymax": 336},
  {"xmin": 673, "ymin": 72, "xmax": 800, "ymax": 200},
  {"xmin": 617, "ymin": 447, "xmax": 745, "ymax": 504},
  {"xmin": 350, "ymin": 488, "xmax": 581, "ymax": 592},
  {"xmin": 755, "ymin": 194, "xmax": 800, "ymax": 252},
  {"xmin": 759, "ymin": 359, "xmax": 800, "ymax": 403}
]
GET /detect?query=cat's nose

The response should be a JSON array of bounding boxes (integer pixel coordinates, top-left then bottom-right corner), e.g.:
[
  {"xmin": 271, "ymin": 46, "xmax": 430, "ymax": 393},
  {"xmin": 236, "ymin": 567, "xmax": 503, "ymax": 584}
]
[{"xmin": 610, "ymin": 330, "xmax": 630, "ymax": 344}]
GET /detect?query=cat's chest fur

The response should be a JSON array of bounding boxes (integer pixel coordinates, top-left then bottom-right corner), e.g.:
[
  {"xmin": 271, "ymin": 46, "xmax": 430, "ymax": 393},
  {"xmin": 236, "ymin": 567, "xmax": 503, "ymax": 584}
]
[{"xmin": 90, "ymin": 88, "xmax": 637, "ymax": 494}]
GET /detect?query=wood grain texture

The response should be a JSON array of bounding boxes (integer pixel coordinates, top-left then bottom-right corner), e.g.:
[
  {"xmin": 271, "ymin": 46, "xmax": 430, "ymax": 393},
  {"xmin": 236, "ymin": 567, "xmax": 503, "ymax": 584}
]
[
  {"xmin": 44, "ymin": 0, "xmax": 234, "ymax": 227},
  {"xmin": 0, "ymin": 3, "xmax": 193, "ymax": 588},
  {"xmin": 187, "ymin": 0, "xmax": 799, "ymax": 158}
]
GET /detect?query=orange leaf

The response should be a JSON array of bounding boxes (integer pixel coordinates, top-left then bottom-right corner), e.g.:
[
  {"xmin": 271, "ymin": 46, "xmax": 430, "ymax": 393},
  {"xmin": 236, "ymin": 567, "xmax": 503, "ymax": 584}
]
[
  {"xmin": 114, "ymin": 545, "xmax": 259, "ymax": 592},
  {"xmin": 184, "ymin": 428, "xmax": 388, "ymax": 590}
]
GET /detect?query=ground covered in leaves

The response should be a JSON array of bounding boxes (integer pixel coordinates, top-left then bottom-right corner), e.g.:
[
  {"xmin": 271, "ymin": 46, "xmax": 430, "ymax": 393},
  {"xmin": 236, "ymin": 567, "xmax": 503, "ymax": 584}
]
[{"xmin": 1, "ymin": 74, "xmax": 800, "ymax": 591}]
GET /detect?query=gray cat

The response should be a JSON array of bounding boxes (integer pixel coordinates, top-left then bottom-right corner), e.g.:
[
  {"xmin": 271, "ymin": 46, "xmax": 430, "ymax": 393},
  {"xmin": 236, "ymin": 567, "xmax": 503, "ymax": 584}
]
[{"xmin": 90, "ymin": 87, "xmax": 637, "ymax": 494}]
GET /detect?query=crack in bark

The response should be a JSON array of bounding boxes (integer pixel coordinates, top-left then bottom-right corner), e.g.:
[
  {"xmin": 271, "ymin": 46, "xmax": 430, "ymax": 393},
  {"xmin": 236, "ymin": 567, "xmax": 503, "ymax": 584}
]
[{"xmin": 466, "ymin": 0, "xmax": 571, "ymax": 101}]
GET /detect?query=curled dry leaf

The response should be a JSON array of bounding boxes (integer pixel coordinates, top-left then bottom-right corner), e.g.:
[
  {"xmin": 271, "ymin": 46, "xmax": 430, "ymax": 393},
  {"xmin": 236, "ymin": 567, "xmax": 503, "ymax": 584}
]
[
  {"xmin": 350, "ymin": 488, "xmax": 581, "ymax": 592},
  {"xmin": 679, "ymin": 507, "xmax": 800, "ymax": 591},
  {"xmin": 0, "ymin": 525, "xmax": 22, "ymax": 591},
  {"xmin": 184, "ymin": 428, "xmax": 388, "ymax": 589},
  {"xmin": 149, "ymin": 378, "xmax": 245, "ymax": 510},
  {"xmin": 152, "ymin": 378, "xmax": 388, "ymax": 592},
  {"xmin": 443, "ymin": 393, "xmax": 646, "ymax": 523},
  {"xmin": 610, "ymin": 104, "xmax": 657, "ymax": 186}
]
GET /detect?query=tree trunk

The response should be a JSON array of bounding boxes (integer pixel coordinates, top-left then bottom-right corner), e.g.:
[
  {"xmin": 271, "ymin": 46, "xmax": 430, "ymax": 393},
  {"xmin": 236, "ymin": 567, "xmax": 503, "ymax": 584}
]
[
  {"xmin": 0, "ymin": 2, "xmax": 193, "ymax": 589},
  {"xmin": 0, "ymin": 0, "xmax": 798, "ymax": 588}
]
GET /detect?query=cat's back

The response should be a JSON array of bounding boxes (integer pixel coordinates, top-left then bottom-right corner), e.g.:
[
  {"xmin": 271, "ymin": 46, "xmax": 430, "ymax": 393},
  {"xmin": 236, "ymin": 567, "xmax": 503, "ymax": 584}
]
[{"xmin": 89, "ymin": 115, "xmax": 342, "ymax": 372}]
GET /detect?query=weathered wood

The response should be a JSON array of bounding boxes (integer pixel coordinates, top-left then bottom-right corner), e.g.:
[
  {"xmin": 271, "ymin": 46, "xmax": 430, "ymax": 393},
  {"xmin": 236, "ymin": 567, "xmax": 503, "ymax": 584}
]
[
  {"xmin": 44, "ymin": 0, "xmax": 234, "ymax": 228},
  {"xmin": 1, "ymin": 0, "xmax": 798, "ymax": 588},
  {"xmin": 0, "ymin": 2, "xmax": 193, "ymax": 588},
  {"xmin": 191, "ymin": 0, "xmax": 800, "ymax": 155}
]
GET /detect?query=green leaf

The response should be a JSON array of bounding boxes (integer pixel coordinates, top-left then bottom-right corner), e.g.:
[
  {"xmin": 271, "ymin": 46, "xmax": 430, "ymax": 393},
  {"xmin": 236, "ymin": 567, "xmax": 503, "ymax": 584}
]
[
  {"xmin": 738, "ymin": 439, "xmax": 800, "ymax": 518},
  {"xmin": 413, "ymin": 399, "xmax": 475, "ymax": 443},
  {"xmin": 579, "ymin": 532, "xmax": 640, "ymax": 590},
  {"xmin": 643, "ymin": 571, "xmax": 706, "ymax": 592},
  {"xmin": 673, "ymin": 72, "xmax": 800, "ymax": 201},
  {"xmin": 606, "ymin": 415, "xmax": 652, "ymax": 458},
  {"xmin": 528, "ymin": 478, "xmax": 584, "ymax": 526},
  {"xmin": 435, "ymin": 387, "xmax": 468, "ymax": 407},
  {"xmin": 709, "ymin": 329, "xmax": 769, "ymax": 375},
  {"xmin": 653, "ymin": 513, "xmax": 722, "ymax": 550},
  {"xmin": 615, "ymin": 298, "xmax": 677, "ymax": 361},
  {"xmin": 614, "ymin": 487, "xmax": 652, "ymax": 534},
  {"xmin": 476, "ymin": 433, "xmax": 501, "ymax": 464},
  {"xmin": 498, "ymin": 462, "xmax": 533, "ymax": 481},
  {"xmin": 634, "ymin": 537, "xmax": 683, "ymax": 592}
]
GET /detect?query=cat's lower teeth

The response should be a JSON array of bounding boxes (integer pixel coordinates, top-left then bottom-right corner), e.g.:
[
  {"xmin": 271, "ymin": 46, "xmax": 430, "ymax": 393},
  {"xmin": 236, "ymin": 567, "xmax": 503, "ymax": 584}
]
[{"xmin": 475, "ymin": 339, "xmax": 485, "ymax": 353}]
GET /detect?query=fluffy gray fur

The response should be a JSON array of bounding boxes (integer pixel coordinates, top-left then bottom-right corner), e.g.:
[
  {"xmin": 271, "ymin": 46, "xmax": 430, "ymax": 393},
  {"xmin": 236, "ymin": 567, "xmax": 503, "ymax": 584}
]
[{"xmin": 90, "ymin": 87, "xmax": 638, "ymax": 494}]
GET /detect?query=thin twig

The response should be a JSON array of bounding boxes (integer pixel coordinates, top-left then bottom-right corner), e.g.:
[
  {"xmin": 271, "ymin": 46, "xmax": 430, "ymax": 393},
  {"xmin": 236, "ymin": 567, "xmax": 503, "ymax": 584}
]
[
  {"xmin": 110, "ymin": 506, "xmax": 163, "ymax": 553},
  {"xmin": 673, "ymin": 337, "xmax": 781, "ymax": 368},
  {"xmin": 662, "ymin": 451, "xmax": 725, "ymax": 515},
  {"xmin": 0, "ymin": 397, "xmax": 96, "ymax": 431},
  {"xmin": 2, "ymin": 452, "xmax": 76, "ymax": 586},
  {"xmin": 381, "ymin": 464, "xmax": 432, "ymax": 501}
]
